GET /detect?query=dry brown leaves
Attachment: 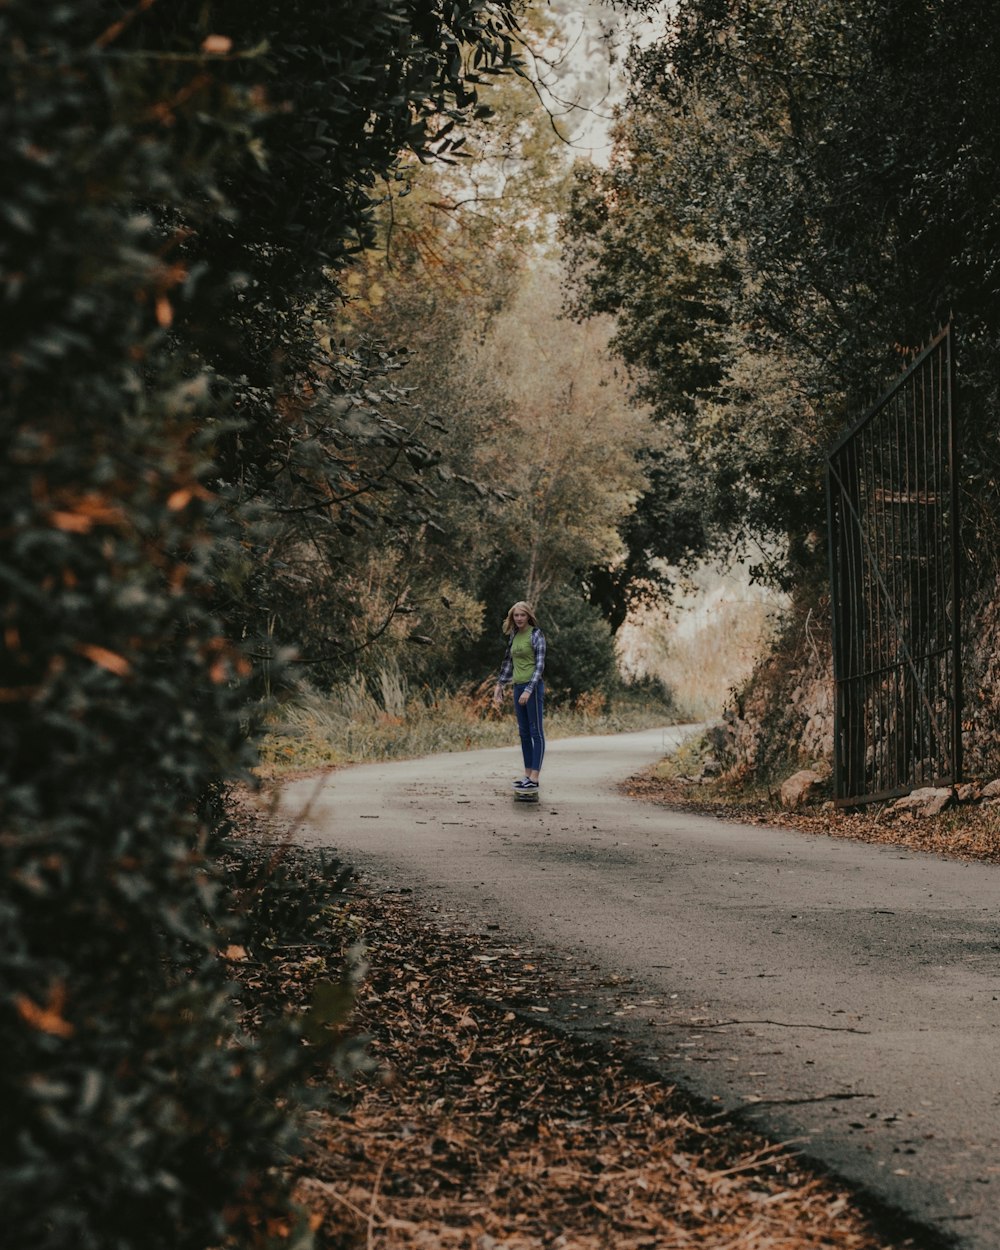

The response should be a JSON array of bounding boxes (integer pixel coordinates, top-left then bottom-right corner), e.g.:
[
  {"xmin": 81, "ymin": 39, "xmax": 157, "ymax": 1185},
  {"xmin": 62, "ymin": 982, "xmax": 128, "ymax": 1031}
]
[
  {"xmin": 621, "ymin": 773, "xmax": 1000, "ymax": 866},
  {"xmin": 277, "ymin": 888, "xmax": 919, "ymax": 1250}
]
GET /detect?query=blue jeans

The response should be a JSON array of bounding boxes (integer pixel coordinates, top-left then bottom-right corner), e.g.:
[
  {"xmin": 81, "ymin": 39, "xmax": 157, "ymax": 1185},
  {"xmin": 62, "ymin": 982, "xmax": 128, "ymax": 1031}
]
[{"xmin": 513, "ymin": 681, "xmax": 545, "ymax": 773}]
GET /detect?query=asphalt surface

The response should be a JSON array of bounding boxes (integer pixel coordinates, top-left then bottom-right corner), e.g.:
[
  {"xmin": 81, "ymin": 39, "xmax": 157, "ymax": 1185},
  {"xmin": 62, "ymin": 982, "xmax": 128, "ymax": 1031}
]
[{"xmin": 278, "ymin": 726, "xmax": 1000, "ymax": 1248}]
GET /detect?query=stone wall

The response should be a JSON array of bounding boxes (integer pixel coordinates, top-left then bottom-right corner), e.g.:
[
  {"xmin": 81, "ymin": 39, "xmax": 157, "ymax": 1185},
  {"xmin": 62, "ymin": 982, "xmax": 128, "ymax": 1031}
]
[
  {"xmin": 713, "ymin": 570, "xmax": 1000, "ymax": 787},
  {"xmin": 711, "ymin": 592, "xmax": 834, "ymax": 781},
  {"xmin": 957, "ymin": 569, "xmax": 1000, "ymax": 780}
]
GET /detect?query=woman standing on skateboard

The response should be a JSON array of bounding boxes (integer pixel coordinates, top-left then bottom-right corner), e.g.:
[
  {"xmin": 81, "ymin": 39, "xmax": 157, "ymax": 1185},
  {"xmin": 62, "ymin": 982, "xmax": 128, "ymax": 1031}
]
[{"xmin": 493, "ymin": 600, "xmax": 546, "ymax": 792}]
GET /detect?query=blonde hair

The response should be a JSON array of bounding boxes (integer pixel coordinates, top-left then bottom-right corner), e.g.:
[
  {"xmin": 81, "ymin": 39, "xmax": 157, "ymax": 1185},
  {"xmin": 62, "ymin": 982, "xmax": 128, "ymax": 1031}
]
[{"xmin": 502, "ymin": 600, "xmax": 538, "ymax": 636}]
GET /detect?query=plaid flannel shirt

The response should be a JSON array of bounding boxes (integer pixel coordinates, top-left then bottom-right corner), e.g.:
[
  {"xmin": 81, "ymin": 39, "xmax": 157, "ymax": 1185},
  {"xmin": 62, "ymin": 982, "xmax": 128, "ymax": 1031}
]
[{"xmin": 497, "ymin": 627, "xmax": 546, "ymax": 694}]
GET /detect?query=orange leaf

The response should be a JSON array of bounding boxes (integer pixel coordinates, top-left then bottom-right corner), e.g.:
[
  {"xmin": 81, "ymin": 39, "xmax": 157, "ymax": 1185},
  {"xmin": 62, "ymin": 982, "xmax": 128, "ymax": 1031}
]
[
  {"xmin": 167, "ymin": 489, "xmax": 193, "ymax": 511},
  {"xmin": 155, "ymin": 295, "xmax": 173, "ymax": 327},
  {"xmin": 76, "ymin": 494, "xmax": 122, "ymax": 521},
  {"xmin": 221, "ymin": 945, "xmax": 249, "ymax": 962},
  {"xmin": 50, "ymin": 494, "xmax": 124, "ymax": 531},
  {"xmin": 0, "ymin": 686, "xmax": 38, "ymax": 703},
  {"xmin": 76, "ymin": 644, "xmax": 131, "ymax": 677},
  {"xmin": 15, "ymin": 984, "xmax": 74, "ymax": 1039},
  {"xmin": 95, "ymin": 0, "xmax": 157, "ymax": 49},
  {"xmin": 202, "ymin": 34, "xmax": 233, "ymax": 54},
  {"xmin": 50, "ymin": 511, "xmax": 93, "ymax": 533}
]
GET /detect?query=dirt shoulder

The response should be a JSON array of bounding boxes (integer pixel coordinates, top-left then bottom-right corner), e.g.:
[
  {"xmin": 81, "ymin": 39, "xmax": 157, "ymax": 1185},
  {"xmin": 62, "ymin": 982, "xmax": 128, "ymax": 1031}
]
[
  {"xmin": 621, "ymin": 771, "xmax": 1000, "ymax": 866},
  {"xmin": 297, "ymin": 889, "xmax": 935, "ymax": 1250}
]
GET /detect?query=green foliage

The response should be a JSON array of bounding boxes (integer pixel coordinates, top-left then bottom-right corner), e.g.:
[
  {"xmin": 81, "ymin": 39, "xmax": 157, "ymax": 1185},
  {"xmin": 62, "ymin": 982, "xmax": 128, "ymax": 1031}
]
[
  {"xmin": 542, "ymin": 586, "xmax": 619, "ymax": 701},
  {"xmin": 565, "ymin": 0, "xmax": 1000, "ymax": 589},
  {"xmin": 0, "ymin": 3, "xmax": 295, "ymax": 1237},
  {"xmin": 324, "ymin": 4, "xmax": 665, "ymax": 661},
  {"xmin": 1, "ymin": 0, "xmax": 522, "ymax": 1245},
  {"xmin": 337, "ymin": 235, "xmax": 653, "ymax": 678},
  {"xmin": 614, "ymin": 671, "xmax": 677, "ymax": 717},
  {"xmin": 0, "ymin": 406, "xmax": 308, "ymax": 1249},
  {"xmin": 229, "ymin": 843, "xmax": 355, "ymax": 959},
  {"xmin": 171, "ymin": 0, "xmax": 523, "ymax": 679},
  {"xmin": 236, "ymin": 336, "xmax": 461, "ymax": 684},
  {"xmin": 232, "ymin": 847, "xmax": 369, "ymax": 1079}
]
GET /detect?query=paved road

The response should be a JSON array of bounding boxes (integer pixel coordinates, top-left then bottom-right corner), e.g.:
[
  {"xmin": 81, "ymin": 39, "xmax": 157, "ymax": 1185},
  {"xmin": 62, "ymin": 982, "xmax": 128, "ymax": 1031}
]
[{"xmin": 278, "ymin": 727, "xmax": 1000, "ymax": 1248}]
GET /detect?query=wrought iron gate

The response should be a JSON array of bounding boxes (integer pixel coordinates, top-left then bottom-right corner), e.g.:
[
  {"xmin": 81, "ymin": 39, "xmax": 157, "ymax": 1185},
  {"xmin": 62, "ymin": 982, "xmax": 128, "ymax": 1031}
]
[{"xmin": 825, "ymin": 324, "xmax": 961, "ymax": 805}]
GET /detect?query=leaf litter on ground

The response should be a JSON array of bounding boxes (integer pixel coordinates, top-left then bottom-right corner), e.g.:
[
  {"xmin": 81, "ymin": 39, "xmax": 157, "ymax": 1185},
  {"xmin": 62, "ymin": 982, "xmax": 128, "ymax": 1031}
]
[
  {"xmin": 621, "ymin": 771, "xmax": 1000, "ymax": 865},
  {"xmin": 226, "ymin": 788, "xmax": 929, "ymax": 1250}
]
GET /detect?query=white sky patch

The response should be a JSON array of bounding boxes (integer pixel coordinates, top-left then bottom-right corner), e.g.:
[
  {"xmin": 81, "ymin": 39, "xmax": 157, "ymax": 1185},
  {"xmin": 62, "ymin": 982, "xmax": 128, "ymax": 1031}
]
[{"xmin": 521, "ymin": 0, "xmax": 671, "ymax": 166}]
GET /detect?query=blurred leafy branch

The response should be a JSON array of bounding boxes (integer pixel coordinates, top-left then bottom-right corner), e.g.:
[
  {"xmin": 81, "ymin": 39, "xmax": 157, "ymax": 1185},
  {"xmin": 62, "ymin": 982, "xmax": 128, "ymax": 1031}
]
[{"xmin": 0, "ymin": 1, "xmax": 523, "ymax": 1246}]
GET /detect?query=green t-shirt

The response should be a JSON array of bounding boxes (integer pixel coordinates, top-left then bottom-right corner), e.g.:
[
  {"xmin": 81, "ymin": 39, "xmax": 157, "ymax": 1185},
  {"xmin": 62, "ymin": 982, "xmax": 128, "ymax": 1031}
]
[{"xmin": 511, "ymin": 628, "xmax": 535, "ymax": 684}]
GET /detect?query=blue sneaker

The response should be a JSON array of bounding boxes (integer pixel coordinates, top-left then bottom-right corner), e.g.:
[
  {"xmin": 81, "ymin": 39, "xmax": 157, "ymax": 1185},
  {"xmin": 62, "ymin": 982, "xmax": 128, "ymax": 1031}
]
[{"xmin": 512, "ymin": 776, "xmax": 531, "ymax": 788}]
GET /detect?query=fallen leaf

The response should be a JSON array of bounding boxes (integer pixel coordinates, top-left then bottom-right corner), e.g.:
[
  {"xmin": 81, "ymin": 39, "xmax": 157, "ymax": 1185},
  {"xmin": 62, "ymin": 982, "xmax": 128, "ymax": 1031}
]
[
  {"xmin": 50, "ymin": 511, "xmax": 92, "ymax": 533},
  {"xmin": 15, "ymin": 984, "xmax": 74, "ymax": 1038},
  {"xmin": 167, "ymin": 489, "xmax": 193, "ymax": 511},
  {"xmin": 76, "ymin": 644, "xmax": 131, "ymax": 676}
]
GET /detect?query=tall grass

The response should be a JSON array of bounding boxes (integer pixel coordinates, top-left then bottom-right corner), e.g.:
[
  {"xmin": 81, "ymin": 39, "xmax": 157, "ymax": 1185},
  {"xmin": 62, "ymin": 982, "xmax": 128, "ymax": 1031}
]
[
  {"xmin": 257, "ymin": 665, "xmax": 676, "ymax": 777},
  {"xmin": 653, "ymin": 597, "xmax": 776, "ymax": 721},
  {"xmin": 618, "ymin": 564, "xmax": 785, "ymax": 722}
]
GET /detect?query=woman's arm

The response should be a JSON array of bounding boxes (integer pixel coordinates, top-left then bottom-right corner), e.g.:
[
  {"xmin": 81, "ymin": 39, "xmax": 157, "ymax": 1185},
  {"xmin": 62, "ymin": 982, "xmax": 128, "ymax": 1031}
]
[
  {"xmin": 496, "ymin": 643, "xmax": 513, "ymax": 687},
  {"xmin": 493, "ymin": 639, "xmax": 513, "ymax": 705}
]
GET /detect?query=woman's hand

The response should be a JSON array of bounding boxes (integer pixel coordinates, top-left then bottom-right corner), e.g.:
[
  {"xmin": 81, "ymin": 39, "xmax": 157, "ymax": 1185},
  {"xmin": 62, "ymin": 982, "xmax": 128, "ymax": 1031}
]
[
  {"xmin": 518, "ymin": 690, "xmax": 531, "ymax": 706},
  {"xmin": 493, "ymin": 684, "xmax": 504, "ymax": 707}
]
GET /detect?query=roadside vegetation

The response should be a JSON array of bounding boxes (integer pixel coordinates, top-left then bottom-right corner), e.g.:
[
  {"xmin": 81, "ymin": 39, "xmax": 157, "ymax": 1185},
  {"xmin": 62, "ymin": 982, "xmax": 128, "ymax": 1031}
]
[
  {"xmin": 0, "ymin": 3, "xmax": 524, "ymax": 1246},
  {"xmin": 258, "ymin": 670, "xmax": 676, "ymax": 778}
]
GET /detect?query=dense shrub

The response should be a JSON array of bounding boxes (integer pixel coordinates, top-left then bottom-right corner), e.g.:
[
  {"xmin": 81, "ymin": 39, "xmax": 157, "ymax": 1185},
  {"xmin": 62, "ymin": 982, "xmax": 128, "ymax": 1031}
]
[
  {"xmin": 541, "ymin": 587, "xmax": 619, "ymax": 702},
  {"xmin": 614, "ymin": 672, "xmax": 677, "ymax": 716},
  {"xmin": 0, "ymin": 2, "xmax": 519, "ymax": 1247},
  {"xmin": 0, "ymin": 9, "xmax": 305, "ymax": 1241}
]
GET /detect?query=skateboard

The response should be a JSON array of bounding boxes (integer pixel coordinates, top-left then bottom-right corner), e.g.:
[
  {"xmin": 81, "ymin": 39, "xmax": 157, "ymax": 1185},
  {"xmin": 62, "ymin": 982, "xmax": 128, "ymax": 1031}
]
[{"xmin": 512, "ymin": 787, "xmax": 539, "ymax": 803}]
